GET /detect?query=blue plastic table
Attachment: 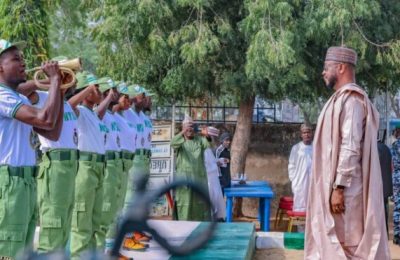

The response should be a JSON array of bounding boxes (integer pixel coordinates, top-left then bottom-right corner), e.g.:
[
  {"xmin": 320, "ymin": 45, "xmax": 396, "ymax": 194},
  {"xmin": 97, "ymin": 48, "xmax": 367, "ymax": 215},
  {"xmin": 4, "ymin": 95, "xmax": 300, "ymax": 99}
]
[
  {"xmin": 231, "ymin": 180, "xmax": 269, "ymax": 187},
  {"xmin": 224, "ymin": 185, "xmax": 274, "ymax": 231}
]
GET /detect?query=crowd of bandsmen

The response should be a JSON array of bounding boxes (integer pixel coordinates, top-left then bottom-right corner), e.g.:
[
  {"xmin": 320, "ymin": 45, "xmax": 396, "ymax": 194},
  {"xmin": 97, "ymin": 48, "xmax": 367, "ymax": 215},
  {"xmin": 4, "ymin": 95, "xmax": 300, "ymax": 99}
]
[{"xmin": 0, "ymin": 39, "xmax": 154, "ymax": 259}]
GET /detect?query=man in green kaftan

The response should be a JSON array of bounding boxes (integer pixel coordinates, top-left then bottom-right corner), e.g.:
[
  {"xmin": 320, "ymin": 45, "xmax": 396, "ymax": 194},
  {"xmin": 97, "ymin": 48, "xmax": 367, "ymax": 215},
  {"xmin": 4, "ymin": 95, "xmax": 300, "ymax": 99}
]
[{"xmin": 171, "ymin": 116, "xmax": 211, "ymax": 221}]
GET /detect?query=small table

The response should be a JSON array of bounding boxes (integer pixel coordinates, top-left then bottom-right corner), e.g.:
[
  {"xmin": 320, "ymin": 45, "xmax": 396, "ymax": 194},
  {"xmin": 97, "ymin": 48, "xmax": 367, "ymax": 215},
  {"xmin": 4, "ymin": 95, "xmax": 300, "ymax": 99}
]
[
  {"xmin": 231, "ymin": 180, "xmax": 269, "ymax": 187},
  {"xmin": 224, "ymin": 186, "xmax": 274, "ymax": 231}
]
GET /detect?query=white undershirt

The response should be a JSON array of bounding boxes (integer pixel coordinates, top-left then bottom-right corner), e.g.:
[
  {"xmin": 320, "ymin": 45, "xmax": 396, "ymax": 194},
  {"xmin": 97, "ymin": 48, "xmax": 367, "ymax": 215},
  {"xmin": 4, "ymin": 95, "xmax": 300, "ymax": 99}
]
[
  {"xmin": 141, "ymin": 111, "xmax": 153, "ymax": 150},
  {"xmin": 35, "ymin": 91, "xmax": 78, "ymax": 151},
  {"xmin": 114, "ymin": 112, "xmax": 136, "ymax": 152},
  {"xmin": 102, "ymin": 111, "xmax": 121, "ymax": 152},
  {"xmin": 77, "ymin": 105, "xmax": 106, "ymax": 154},
  {"xmin": 123, "ymin": 108, "xmax": 145, "ymax": 149},
  {"xmin": 0, "ymin": 85, "xmax": 36, "ymax": 166}
]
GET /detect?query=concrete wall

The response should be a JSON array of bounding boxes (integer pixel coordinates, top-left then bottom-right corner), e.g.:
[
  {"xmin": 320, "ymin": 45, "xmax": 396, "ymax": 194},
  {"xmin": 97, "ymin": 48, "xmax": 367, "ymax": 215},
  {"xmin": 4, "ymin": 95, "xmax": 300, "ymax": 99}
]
[{"xmin": 240, "ymin": 124, "xmax": 304, "ymax": 217}]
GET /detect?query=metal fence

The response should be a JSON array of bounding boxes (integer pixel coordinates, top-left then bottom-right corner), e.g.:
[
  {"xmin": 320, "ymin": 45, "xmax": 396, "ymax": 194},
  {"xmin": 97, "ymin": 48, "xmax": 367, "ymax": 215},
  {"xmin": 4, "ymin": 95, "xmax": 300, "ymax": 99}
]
[{"xmin": 152, "ymin": 104, "xmax": 278, "ymax": 124}]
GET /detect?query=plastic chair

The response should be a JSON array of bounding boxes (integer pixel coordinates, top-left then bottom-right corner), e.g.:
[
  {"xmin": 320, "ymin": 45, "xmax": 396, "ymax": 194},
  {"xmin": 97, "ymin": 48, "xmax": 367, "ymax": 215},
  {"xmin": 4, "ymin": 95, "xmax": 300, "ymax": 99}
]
[
  {"xmin": 274, "ymin": 196, "xmax": 293, "ymax": 228},
  {"xmin": 287, "ymin": 210, "xmax": 306, "ymax": 232}
]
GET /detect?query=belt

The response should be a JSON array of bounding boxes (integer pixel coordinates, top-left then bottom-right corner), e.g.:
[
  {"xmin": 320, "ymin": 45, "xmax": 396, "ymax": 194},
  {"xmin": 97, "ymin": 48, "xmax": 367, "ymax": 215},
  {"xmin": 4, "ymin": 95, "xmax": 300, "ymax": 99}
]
[
  {"xmin": 7, "ymin": 166, "xmax": 38, "ymax": 178},
  {"xmin": 122, "ymin": 151, "xmax": 135, "ymax": 160},
  {"xmin": 135, "ymin": 149, "xmax": 151, "ymax": 157},
  {"xmin": 46, "ymin": 149, "xmax": 78, "ymax": 161},
  {"xmin": 79, "ymin": 151, "xmax": 105, "ymax": 162},
  {"xmin": 106, "ymin": 151, "xmax": 121, "ymax": 160}
]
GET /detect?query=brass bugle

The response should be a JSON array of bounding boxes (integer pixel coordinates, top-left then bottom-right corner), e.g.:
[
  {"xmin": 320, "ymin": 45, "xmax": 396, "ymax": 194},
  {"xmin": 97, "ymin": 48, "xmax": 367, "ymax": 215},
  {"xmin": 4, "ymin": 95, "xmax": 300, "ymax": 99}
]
[{"xmin": 26, "ymin": 58, "xmax": 82, "ymax": 90}]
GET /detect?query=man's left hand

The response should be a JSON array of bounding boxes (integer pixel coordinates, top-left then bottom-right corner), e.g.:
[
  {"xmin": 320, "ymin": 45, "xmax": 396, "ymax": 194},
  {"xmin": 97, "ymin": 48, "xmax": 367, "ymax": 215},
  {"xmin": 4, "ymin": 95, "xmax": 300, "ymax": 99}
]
[{"xmin": 330, "ymin": 189, "xmax": 345, "ymax": 214}]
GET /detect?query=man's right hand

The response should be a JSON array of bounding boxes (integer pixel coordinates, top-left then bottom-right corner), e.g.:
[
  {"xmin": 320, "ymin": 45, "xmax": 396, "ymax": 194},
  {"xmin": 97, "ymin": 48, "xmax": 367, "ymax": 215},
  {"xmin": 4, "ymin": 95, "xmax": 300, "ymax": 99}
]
[
  {"xmin": 41, "ymin": 61, "xmax": 61, "ymax": 81},
  {"xmin": 330, "ymin": 188, "xmax": 345, "ymax": 214},
  {"xmin": 108, "ymin": 88, "xmax": 119, "ymax": 102},
  {"xmin": 182, "ymin": 123, "xmax": 193, "ymax": 134},
  {"xmin": 88, "ymin": 84, "xmax": 98, "ymax": 94}
]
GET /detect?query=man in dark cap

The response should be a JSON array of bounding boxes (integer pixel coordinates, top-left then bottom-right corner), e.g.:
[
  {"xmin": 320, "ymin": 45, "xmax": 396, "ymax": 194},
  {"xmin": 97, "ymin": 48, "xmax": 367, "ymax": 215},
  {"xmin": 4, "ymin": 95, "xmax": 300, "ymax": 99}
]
[
  {"xmin": 216, "ymin": 132, "xmax": 232, "ymax": 194},
  {"xmin": 377, "ymin": 139, "xmax": 393, "ymax": 237},
  {"xmin": 305, "ymin": 46, "xmax": 390, "ymax": 259}
]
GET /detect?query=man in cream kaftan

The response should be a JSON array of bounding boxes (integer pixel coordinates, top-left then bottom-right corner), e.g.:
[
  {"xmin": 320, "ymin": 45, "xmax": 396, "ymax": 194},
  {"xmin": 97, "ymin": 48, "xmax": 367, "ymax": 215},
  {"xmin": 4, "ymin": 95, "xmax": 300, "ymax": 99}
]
[{"xmin": 305, "ymin": 46, "xmax": 390, "ymax": 259}]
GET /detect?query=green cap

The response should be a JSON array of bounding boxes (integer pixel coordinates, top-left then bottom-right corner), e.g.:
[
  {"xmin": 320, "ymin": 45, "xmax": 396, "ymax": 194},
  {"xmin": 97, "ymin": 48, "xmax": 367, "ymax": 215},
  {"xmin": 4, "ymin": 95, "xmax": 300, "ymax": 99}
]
[
  {"xmin": 143, "ymin": 88, "xmax": 155, "ymax": 97},
  {"xmin": 0, "ymin": 39, "xmax": 25, "ymax": 56},
  {"xmin": 76, "ymin": 71, "xmax": 101, "ymax": 89},
  {"xmin": 118, "ymin": 82, "xmax": 127, "ymax": 95},
  {"xmin": 98, "ymin": 77, "xmax": 118, "ymax": 93},
  {"xmin": 121, "ymin": 84, "xmax": 143, "ymax": 98},
  {"xmin": 51, "ymin": 56, "xmax": 68, "ymax": 62}
]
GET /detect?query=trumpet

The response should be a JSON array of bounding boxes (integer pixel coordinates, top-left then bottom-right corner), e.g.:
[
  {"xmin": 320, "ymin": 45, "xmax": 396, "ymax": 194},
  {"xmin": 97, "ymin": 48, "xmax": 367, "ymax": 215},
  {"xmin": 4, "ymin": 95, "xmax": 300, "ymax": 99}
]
[{"xmin": 26, "ymin": 58, "xmax": 82, "ymax": 90}]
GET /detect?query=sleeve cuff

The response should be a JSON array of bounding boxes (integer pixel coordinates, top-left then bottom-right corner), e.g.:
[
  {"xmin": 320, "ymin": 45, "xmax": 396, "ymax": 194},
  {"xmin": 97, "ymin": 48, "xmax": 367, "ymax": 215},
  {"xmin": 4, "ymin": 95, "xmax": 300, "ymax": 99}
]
[
  {"xmin": 11, "ymin": 101, "xmax": 23, "ymax": 118},
  {"xmin": 335, "ymin": 173, "xmax": 352, "ymax": 188}
]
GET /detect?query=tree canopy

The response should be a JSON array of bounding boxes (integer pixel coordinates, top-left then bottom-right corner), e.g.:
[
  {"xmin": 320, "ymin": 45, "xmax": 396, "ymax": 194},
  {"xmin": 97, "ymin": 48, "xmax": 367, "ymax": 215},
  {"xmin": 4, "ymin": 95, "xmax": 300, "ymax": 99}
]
[
  {"xmin": 0, "ymin": 0, "xmax": 55, "ymax": 68},
  {"xmin": 2, "ymin": 1, "xmax": 400, "ymax": 105},
  {"xmin": 80, "ymin": 0, "xmax": 400, "ymax": 107}
]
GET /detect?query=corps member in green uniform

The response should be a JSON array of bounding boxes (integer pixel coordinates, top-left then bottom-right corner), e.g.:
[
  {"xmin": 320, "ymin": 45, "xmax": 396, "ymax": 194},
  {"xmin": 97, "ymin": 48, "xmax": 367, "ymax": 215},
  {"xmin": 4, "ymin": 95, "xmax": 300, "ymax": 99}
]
[
  {"xmin": 116, "ymin": 83, "xmax": 137, "ymax": 207},
  {"xmin": 120, "ymin": 85, "xmax": 152, "ymax": 250},
  {"xmin": 0, "ymin": 39, "xmax": 63, "ymax": 258},
  {"xmin": 100, "ymin": 83, "xmax": 138, "ymax": 252},
  {"xmin": 171, "ymin": 115, "xmax": 211, "ymax": 221},
  {"xmin": 68, "ymin": 71, "xmax": 109, "ymax": 259},
  {"xmin": 17, "ymin": 56, "xmax": 98, "ymax": 253},
  {"xmin": 121, "ymin": 85, "xmax": 149, "ymax": 206},
  {"xmin": 96, "ymin": 77, "xmax": 123, "ymax": 251}
]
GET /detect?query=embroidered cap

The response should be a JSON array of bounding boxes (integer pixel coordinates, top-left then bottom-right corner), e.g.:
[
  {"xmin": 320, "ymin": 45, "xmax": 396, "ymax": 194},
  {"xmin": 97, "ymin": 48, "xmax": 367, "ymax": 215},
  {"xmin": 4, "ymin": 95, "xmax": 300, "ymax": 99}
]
[{"xmin": 325, "ymin": 46, "xmax": 357, "ymax": 66}]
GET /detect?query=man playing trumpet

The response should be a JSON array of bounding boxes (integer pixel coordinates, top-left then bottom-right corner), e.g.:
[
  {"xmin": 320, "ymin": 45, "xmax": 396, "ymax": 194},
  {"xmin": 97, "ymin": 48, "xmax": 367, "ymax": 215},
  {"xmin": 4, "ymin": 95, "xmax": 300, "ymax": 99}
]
[
  {"xmin": 0, "ymin": 39, "xmax": 63, "ymax": 258},
  {"xmin": 17, "ymin": 56, "xmax": 102, "ymax": 253}
]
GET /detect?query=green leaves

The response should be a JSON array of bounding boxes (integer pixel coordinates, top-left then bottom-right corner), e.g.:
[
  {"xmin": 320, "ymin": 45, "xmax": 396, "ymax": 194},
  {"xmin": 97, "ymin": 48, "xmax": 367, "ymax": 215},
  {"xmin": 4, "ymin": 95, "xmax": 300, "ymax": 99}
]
[
  {"xmin": 180, "ymin": 23, "xmax": 220, "ymax": 65},
  {"xmin": 69, "ymin": 0, "xmax": 400, "ymax": 106},
  {"xmin": 246, "ymin": 29, "xmax": 295, "ymax": 81},
  {"xmin": 0, "ymin": 0, "xmax": 51, "ymax": 68}
]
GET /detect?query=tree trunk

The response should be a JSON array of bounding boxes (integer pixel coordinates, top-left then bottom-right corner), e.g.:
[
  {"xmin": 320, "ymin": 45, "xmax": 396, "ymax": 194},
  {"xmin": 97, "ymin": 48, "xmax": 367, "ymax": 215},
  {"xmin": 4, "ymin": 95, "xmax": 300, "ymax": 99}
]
[
  {"xmin": 298, "ymin": 103, "xmax": 311, "ymax": 125},
  {"xmin": 230, "ymin": 95, "xmax": 255, "ymax": 217}
]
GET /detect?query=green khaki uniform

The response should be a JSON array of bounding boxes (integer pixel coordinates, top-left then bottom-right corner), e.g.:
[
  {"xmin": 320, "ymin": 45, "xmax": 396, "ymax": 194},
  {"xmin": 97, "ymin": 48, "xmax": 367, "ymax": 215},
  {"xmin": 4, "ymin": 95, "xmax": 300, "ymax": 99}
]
[
  {"xmin": 97, "ymin": 152, "xmax": 123, "ymax": 248},
  {"xmin": 70, "ymin": 153, "xmax": 104, "ymax": 259},
  {"xmin": 34, "ymin": 90, "xmax": 80, "ymax": 252},
  {"xmin": 96, "ymin": 80, "xmax": 125, "ymax": 250},
  {"xmin": 37, "ymin": 150, "xmax": 78, "ymax": 251},
  {"xmin": 103, "ymin": 151, "xmax": 134, "ymax": 251},
  {"xmin": 122, "ymin": 150, "xmax": 151, "ymax": 216},
  {"xmin": 0, "ymin": 68, "xmax": 39, "ymax": 259},
  {"xmin": 70, "ymin": 73, "xmax": 109, "ymax": 259},
  {"xmin": 171, "ymin": 134, "xmax": 210, "ymax": 221},
  {"xmin": 0, "ymin": 166, "xmax": 37, "ymax": 258},
  {"xmin": 120, "ymin": 151, "xmax": 134, "ymax": 208}
]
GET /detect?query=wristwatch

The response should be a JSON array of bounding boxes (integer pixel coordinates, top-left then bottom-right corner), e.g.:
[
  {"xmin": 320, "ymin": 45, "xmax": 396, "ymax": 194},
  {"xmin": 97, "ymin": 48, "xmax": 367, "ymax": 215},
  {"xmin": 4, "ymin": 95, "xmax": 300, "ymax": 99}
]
[{"xmin": 332, "ymin": 183, "xmax": 345, "ymax": 190}]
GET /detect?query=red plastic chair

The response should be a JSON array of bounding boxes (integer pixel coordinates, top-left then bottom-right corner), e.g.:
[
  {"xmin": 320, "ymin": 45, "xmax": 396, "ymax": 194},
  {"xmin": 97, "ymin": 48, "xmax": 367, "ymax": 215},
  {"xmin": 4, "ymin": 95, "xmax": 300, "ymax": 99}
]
[
  {"xmin": 274, "ymin": 197, "xmax": 293, "ymax": 228},
  {"xmin": 287, "ymin": 210, "xmax": 306, "ymax": 232}
]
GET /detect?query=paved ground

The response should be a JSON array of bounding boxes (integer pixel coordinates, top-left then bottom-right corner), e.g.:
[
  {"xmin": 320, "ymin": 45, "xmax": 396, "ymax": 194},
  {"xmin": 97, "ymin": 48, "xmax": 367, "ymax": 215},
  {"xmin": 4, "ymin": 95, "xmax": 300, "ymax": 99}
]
[
  {"xmin": 253, "ymin": 241, "xmax": 400, "ymax": 259},
  {"xmin": 242, "ymin": 200, "xmax": 400, "ymax": 259},
  {"xmin": 152, "ymin": 202, "xmax": 400, "ymax": 259}
]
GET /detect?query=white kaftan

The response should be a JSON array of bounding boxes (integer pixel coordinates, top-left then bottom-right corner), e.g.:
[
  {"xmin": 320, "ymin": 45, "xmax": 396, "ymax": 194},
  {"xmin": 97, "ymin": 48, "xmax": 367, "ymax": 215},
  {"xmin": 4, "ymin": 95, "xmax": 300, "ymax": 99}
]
[
  {"xmin": 204, "ymin": 148, "xmax": 226, "ymax": 219},
  {"xmin": 288, "ymin": 141, "xmax": 313, "ymax": 211}
]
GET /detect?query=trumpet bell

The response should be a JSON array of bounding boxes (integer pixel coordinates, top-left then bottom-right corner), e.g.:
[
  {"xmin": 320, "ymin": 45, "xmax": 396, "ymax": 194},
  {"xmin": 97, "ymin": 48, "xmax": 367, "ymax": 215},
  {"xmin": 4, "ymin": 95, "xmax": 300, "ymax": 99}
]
[
  {"xmin": 58, "ymin": 58, "xmax": 82, "ymax": 72},
  {"xmin": 28, "ymin": 58, "xmax": 82, "ymax": 90},
  {"xmin": 34, "ymin": 67, "xmax": 77, "ymax": 90}
]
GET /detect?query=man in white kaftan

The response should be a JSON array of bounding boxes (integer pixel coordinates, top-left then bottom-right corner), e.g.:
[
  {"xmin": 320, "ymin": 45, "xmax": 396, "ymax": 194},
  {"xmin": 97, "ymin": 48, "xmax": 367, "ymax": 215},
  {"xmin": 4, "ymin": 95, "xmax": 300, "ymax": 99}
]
[{"xmin": 288, "ymin": 124, "xmax": 313, "ymax": 212}]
